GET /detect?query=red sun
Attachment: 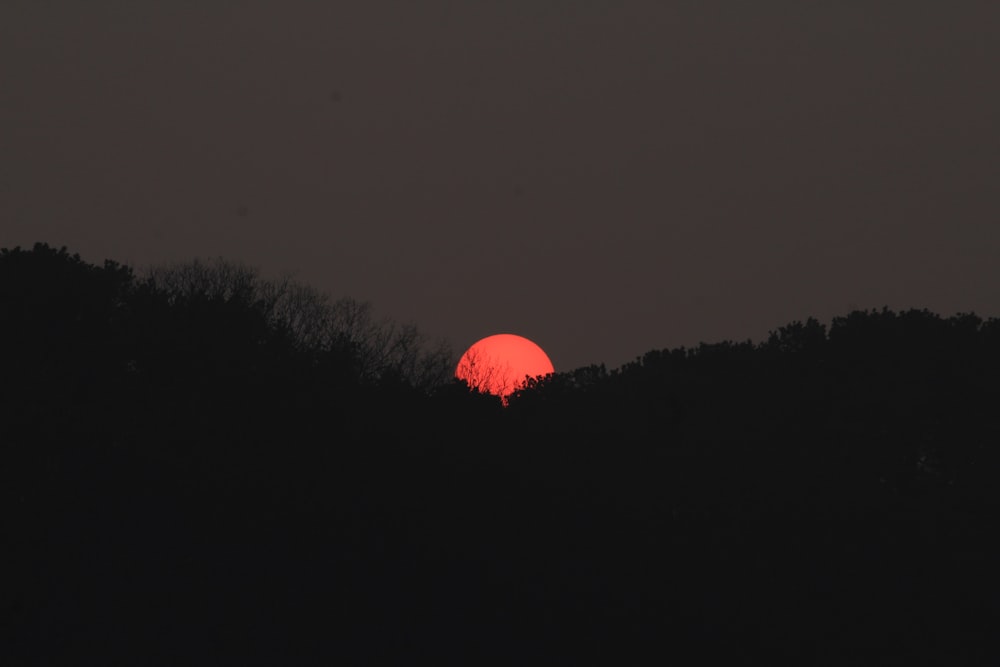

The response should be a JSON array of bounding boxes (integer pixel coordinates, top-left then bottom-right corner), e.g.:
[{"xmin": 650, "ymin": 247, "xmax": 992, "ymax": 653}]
[{"xmin": 455, "ymin": 333, "xmax": 555, "ymax": 402}]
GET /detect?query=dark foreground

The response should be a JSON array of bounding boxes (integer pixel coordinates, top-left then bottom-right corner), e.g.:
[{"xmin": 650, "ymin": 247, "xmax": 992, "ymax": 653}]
[{"xmin": 3, "ymin": 244, "xmax": 998, "ymax": 665}]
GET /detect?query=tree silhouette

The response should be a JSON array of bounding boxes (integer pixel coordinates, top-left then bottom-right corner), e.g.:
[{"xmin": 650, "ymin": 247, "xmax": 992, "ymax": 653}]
[
  {"xmin": 143, "ymin": 256, "xmax": 455, "ymax": 392},
  {"xmin": 4, "ymin": 242, "xmax": 1000, "ymax": 666},
  {"xmin": 454, "ymin": 343, "xmax": 523, "ymax": 401}
]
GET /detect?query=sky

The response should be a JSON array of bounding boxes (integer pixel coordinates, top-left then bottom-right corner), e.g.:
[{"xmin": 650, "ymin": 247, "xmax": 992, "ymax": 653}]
[{"xmin": 3, "ymin": 1, "xmax": 999, "ymax": 372}]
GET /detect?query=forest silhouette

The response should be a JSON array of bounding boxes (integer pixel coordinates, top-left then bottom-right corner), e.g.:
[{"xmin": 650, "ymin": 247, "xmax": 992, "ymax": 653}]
[{"xmin": 3, "ymin": 242, "xmax": 998, "ymax": 666}]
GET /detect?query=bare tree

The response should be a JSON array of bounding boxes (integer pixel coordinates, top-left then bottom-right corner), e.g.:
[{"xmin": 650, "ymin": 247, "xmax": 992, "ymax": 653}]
[
  {"xmin": 455, "ymin": 345, "xmax": 524, "ymax": 404},
  {"xmin": 145, "ymin": 257, "xmax": 260, "ymax": 304},
  {"xmin": 142, "ymin": 257, "xmax": 455, "ymax": 392},
  {"xmin": 325, "ymin": 296, "xmax": 455, "ymax": 391}
]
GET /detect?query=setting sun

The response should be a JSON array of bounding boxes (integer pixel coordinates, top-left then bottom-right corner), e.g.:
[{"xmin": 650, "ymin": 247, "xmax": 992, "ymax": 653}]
[{"xmin": 455, "ymin": 333, "xmax": 555, "ymax": 403}]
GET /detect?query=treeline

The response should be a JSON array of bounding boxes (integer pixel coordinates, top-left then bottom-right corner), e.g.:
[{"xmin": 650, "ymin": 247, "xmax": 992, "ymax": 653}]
[{"xmin": 3, "ymin": 243, "xmax": 998, "ymax": 666}]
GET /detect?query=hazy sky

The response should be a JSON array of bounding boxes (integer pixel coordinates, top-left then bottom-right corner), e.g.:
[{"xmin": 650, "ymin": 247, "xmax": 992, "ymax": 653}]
[{"xmin": 3, "ymin": 1, "xmax": 999, "ymax": 371}]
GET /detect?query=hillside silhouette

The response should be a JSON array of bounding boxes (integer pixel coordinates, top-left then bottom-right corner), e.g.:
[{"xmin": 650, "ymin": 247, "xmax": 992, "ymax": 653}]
[{"xmin": 3, "ymin": 243, "xmax": 999, "ymax": 666}]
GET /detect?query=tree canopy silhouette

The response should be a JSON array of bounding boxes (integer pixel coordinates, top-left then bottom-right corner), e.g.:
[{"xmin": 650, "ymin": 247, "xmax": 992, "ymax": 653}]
[{"xmin": 4, "ymin": 242, "xmax": 999, "ymax": 666}]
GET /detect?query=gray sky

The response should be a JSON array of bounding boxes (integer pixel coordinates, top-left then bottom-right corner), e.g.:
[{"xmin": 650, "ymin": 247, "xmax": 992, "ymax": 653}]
[{"xmin": 3, "ymin": 1, "xmax": 999, "ymax": 371}]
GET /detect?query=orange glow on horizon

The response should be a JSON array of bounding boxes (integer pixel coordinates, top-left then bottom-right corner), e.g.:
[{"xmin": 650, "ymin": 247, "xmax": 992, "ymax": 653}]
[{"xmin": 455, "ymin": 333, "xmax": 555, "ymax": 403}]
